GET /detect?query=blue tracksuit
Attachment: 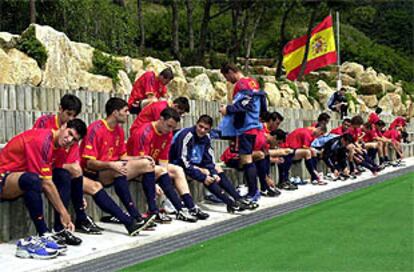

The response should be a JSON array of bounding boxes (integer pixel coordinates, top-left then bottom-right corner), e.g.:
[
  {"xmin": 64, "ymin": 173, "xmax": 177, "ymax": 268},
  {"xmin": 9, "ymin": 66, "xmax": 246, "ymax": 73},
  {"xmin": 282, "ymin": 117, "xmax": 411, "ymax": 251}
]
[
  {"xmin": 218, "ymin": 89, "xmax": 267, "ymax": 137},
  {"xmin": 170, "ymin": 126, "xmax": 217, "ymax": 182}
]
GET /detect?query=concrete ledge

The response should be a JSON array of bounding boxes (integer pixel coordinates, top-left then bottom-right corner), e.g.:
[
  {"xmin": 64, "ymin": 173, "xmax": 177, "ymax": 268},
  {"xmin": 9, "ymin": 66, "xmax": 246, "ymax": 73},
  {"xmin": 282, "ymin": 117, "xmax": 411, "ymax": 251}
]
[{"xmin": 1, "ymin": 158, "xmax": 413, "ymax": 272}]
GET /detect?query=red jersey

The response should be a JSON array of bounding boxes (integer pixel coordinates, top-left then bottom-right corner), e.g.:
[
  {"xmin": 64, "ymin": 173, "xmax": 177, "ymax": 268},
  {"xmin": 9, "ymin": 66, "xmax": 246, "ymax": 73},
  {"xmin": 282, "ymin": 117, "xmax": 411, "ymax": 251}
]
[
  {"xmin": 220, "ymin": 147, "xmax": 238, "ymax": 163},
  {"xmin": 346, "ymin": 127, "xmax": 363, "ymax": 142},
  {"xmin": 80, "ymin": 119, "xmax": 127, "ymax": 168},
  {"xmin": 0, "ymin": 129, "xmax": 55, "ymax": 179},
  {"xmin": 383, "ymin": 129, "xmax": 401, "ymax": 144},
  {"xmin": 389, "ymin": 117, "xmax": 406, "ymax": 129},
  {"xmin": 368, "ymin": 113, "xmax": 380, "ymax": 125},
  {"xmin": 33, "ymin": 114, "xmax": 80, "ymax": 168},
  {"xmin": 129, "ymin": 100, "xmax": 170, "ymax": 136},
  {"xmin": 127, "ymin": 122, "xmax": 172, "ymax": 164},
  {"xmin": 362, "ymin": 128, "xmax": 378, "ymax": 143},
  {"xmin": 128, "ymin": 71, "xmax": 167, "ymax": 108},
  {"xmin": 285, "ymin": 128, "xmax": 314, "ymax": 149},
  {"xmin": 254, "ymin": 128, "xmax": 269, "ymax": 151},
  {"xmin": 330, "ymin": 126, "xmax": 345, "ymax": 135},
  {"xmin": 233, "ymin": 77, "xmax": 259, "ymax": 98}
]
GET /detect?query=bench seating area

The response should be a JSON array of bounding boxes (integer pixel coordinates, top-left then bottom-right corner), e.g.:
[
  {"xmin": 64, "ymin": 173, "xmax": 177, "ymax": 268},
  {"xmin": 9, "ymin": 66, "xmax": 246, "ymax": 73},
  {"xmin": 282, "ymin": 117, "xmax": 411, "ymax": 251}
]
[{"xmin": 0, "ymin": 84, "xmax": 413, "ymax": 242}]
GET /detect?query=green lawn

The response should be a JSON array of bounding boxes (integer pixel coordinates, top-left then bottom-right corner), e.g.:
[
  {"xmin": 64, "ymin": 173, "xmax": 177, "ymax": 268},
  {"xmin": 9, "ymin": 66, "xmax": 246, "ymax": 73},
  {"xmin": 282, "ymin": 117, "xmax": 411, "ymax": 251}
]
[{"xmin": 122, "ymin": 173, "xmax": 414, "ymax": 272}]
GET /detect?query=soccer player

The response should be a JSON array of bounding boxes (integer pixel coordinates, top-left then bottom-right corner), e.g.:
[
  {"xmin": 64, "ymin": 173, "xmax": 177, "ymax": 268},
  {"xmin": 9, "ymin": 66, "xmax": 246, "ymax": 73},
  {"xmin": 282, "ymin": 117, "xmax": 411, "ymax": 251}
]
[
  {"xmin": 0, "ymin": 119, "xmax": 87, "ymax": 257},
  {"xmin": 220, "ymin": 63, "xmax": 267, "ymax": 202},
  {"xmin": 327, "ymin": 87, "xmax": 348, "ymax": 119},
  {"xmin": 129, "ymin": 96, "xmax": 190, "ymax": 136},
  {"xmin": 278, "ymin": 125, "xmax": 327, "ymax": 188},
  {"xmin": 321, "ymin": 133, "xmax": 355, "ymax": 180},
  {"xmin": 169, "ymin": 115, "xmax": 258, "ymax": 213},
  {"xmin": 330, "ymin": 118, "xmax": 351, "ymax": 135},
  {"xmin": 33, "ymin": 94, "xmax": 100, "ymax": 244},
  {"xmin": 128, "ymin": 68, "xmax": 174, "ymax": 114},
  {"xmin": 80, "ymin": 97, "xmax": 156, "ymax": 236},
  {"xmin": 127, "ymin": 107, "xmax": 208, "ymax": 222}
]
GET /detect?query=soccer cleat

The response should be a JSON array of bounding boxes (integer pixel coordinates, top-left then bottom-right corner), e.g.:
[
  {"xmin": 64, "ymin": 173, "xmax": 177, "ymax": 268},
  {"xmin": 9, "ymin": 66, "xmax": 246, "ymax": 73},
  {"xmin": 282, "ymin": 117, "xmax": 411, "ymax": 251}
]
[
  {"xmin": 76, "ymin": 217, "xmax": 103, "ymax": 234},
  {"xmin": 277, "ymin": 182, "xmax": 298, "ymax": 190},
  {"xmin": 189, "ymin": 207, "xmax": 209, "ymax": 220},
  {"xmin": 161, "ymin": 198, "xmax": 178, "ymax": 214},
  {"xmin": 87, "ymin": 215, "xmax": 105, "ymax": 231},
  {"xmin": 154, "ymin": 212, "xmax": 173, "ymax": 224},
  {"xmin": 226, "ymin": 201, "xmax": 245, "ymax": 213},
  {"xmin": 176, "ymin": 209, "xmax": 198, "ymax": 223},
  {"xmin": 100, "ymin": 215, "xmax": 122, "ymax": 224},
  {"xmin": 52, "ymin": 229, "xmax": 82, "ymax": 246},
  {"xmin": 126, "ymin": 214, "xmax": 156, "ymax": 236},
  {"xmin": 240, "ymin": 198, "xmax": 259, "ymax": 210},
  {"xmin": 16, "ymin": 238, "xmax": 58, "ymax": 260},
  {"xmin": 260, "ymin": 187, "xmax": 281, "ymax": 197}
]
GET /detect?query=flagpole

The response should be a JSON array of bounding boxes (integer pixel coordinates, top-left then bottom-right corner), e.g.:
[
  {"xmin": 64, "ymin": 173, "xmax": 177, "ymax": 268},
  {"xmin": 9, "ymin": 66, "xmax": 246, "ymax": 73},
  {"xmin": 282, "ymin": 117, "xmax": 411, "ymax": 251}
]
[{"xmin": 336, "ymin": 11, "xmax": 342, "ymax": 91}]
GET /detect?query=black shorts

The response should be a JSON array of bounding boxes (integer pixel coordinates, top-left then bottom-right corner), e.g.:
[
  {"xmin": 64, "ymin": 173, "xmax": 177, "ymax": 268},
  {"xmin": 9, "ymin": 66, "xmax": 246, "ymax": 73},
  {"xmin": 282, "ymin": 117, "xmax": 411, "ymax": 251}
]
[
  {"xmin": 225, "ymin": 159, "xmax": 241, "ymax": 170},
  {"xmin": 0, "ymin": 172, "xmax": 11, "ymax": 200},
  {"xmin": 83, "ymin": 169, "xmax": 117, "ymax": 188},
  {"xmin": 129, "ymin": 101, "xmax": 144, "ymax": 115},
  {"xmin": 237, "ymin": 134, "xmax": 256, "ymax": 155}
]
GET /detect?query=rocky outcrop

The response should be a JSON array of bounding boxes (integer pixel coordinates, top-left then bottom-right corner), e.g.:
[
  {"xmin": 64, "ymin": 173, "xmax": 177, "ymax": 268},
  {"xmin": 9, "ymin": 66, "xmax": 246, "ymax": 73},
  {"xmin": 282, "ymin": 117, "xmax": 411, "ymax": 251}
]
[
  {"xmin": 316, "ymin": 80, "xmax": 335, "ymax": 107},
  {"xmin": 264, "ymin": 83, "xmax": 281, "ymax": 107},
  {"xmin": 33, "ymin": 24, "xmax": 83, "ymax": 90},
  {"xmin": 360, "ymin": 95, "xmax": 378, "ymax": 108},
  {"xmin": 378, "ymin": 93, "xmax": 405, "ymax": 116},
  {"xmin": 0, "ymin": 24, "xmax": 411, "ymax": 117},
  {"xmin": 0, "ymin": 48, "xmax": 42, "ymax": 85},
  {"xmin": 188, "ymin": 73, "xmax": 215, "ymax": 101}
]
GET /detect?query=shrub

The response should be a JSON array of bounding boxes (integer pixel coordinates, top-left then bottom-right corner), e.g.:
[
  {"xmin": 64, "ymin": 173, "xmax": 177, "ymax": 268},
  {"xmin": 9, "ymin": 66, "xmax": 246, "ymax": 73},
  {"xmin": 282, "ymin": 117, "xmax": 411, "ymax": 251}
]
[
  {"xmin": 16, "ymin": 25, "xmax": 48, "ymax": 69},
  {"xmin": 90, "ymin": 50, "xmax": 123, "ymax": 84}
]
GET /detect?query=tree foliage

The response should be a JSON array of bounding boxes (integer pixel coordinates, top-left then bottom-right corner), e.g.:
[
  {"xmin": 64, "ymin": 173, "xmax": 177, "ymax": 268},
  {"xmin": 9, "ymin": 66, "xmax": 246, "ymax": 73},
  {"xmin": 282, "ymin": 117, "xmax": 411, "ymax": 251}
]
[{"xmin": 0, "ymin": 0, "xmax": 412, "ymax": 82}]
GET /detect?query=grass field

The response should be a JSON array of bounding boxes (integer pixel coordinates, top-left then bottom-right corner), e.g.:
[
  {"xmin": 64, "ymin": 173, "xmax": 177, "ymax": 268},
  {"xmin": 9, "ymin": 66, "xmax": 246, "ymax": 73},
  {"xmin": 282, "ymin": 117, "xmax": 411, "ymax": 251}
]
[{"xmin": 122, "ymin": 173, "xmax": 414, "ymax": 272}]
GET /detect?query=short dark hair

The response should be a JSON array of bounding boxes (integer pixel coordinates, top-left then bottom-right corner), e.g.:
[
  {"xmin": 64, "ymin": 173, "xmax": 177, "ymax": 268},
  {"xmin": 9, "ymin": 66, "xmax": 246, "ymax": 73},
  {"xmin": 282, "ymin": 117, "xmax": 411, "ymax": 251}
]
[
  {"xmin": 270, "ymin": 129, "xmax": 287, "ymax": 141},
  {"xmin": 340, "ymin": 87, "xmax": 347, "ymax": 92},
  {"xmin": 375, "ymin": 107, "xmax": 383, "ymax": 114},
  {"xmin": 318, "ymin": 112, "xmax": 331, "ymax": 123},
  {"xmin": 220, "ymin": 63, "xmax": 239, "ymax": 74},
  {"xmin": 342, "ymin": 133, "xmax": 354, "ymax": 144},
  {"xmin": 376, "ymin": 120, "xmax": 386, "ymax": 127},
  {"xmin": 261, "ymin": 111, "xmax": 284, "ymax": 122},
  {"xmin": 351, "ymin": 115, "xmax": 364, "ymax": 126},
  {"xmin": 60, "ymin": 94, "xmax": 82, "ymax": 115},
  {"xmin": 173, "ymin": 97, "xmax": 190, "ymax": 113},
  {"xmin": 105, "ymin": 97, "xmax": 128, "ymax": 116},
  {"xmin": 160, "ymin": 107, "xmax": 181, "ymax": 122},
  {"xmin": 197, "ymin": 114, "xmax": 213, "ymax": 127},
  {"xmin": 363, "ymin": 122, "xmax": 371, "ymax": 129},
  {"xmin": 67, "ymin": 118, "xmax": 87, "ymax": 140},
  {"xmin": 343, "ymin": 118, "xmax": 351, "ymax": 124},
  {"xmin": 160, "ymin": 67, "xmax": 174, "ymax": 80}
]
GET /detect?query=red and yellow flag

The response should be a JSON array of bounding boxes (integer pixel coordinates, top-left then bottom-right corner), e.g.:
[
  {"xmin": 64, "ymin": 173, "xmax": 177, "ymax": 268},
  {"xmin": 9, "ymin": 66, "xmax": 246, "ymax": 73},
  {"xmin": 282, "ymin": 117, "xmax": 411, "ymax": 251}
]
[{"xmin": 282, "ymin": 15, "xmax": 337, "ymax": 81}]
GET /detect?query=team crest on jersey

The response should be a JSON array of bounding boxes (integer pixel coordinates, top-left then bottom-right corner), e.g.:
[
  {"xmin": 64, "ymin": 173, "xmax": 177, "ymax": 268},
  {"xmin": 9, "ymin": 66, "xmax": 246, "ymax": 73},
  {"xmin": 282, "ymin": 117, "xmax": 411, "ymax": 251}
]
[
  {"xmin": 248, "ymin": 81, "xmax": 258, "ymax": 89},
  {"xmin": 108, "ymin": 147, "xmax": 114, "ymax": 158},
  {"xmin": 115, "ymin": 137, "xmax": 120, "ymax": 146},
  {"xmin": 311, "ymin": 35, "xmax": 327, "ymax": 55},
  {"xmin": 161, "ymin": 141, "xmax": 166, "ymax": 149}
]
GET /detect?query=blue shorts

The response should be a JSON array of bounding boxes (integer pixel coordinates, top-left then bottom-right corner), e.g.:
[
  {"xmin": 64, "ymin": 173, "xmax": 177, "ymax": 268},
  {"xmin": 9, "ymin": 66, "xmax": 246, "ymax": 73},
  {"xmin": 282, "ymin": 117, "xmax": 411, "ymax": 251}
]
[{"xmin": 237, "ymin": 134, "xmax": 256, "ymax": 155}]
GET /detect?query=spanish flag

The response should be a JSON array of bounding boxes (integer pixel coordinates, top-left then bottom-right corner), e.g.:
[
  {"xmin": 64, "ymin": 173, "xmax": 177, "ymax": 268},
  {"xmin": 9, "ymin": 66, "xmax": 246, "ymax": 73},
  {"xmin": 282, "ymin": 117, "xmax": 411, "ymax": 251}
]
[{"xmin": 283, "ymin": 15, "xmax": 337, "ymax": 81}]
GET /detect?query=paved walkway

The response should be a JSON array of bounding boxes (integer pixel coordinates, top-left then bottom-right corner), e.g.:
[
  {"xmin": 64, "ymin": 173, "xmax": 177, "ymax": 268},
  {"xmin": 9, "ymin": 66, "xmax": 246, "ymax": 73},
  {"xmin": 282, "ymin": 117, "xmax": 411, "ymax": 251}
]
[{"xmin": 2, "ymin": 158, "xmax": 414, "ymax": 272}]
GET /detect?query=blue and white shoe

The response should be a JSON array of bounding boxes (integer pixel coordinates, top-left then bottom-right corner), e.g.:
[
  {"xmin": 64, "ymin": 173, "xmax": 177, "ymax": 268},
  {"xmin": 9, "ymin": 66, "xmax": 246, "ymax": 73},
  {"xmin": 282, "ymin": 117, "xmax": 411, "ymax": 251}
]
[
  {"xmin": 27, "ymin": 234, "xmax": 68, "ymax": 255},
  {"xmin": 16, "ymin": 237, "xmax": 58, "ymax": 260}
]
